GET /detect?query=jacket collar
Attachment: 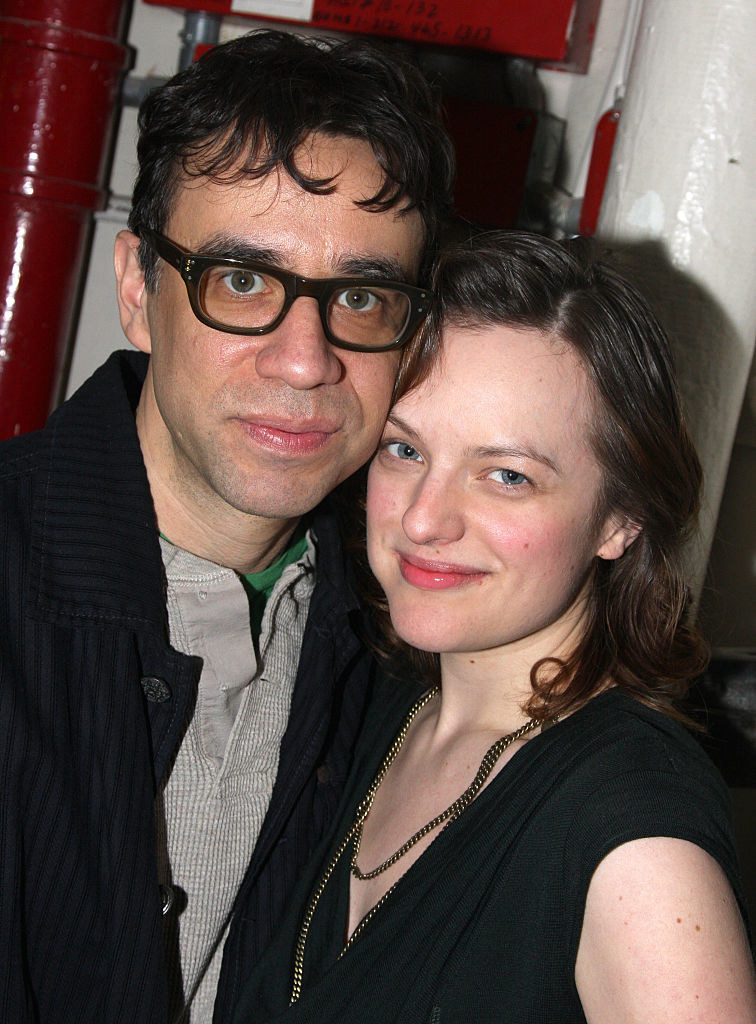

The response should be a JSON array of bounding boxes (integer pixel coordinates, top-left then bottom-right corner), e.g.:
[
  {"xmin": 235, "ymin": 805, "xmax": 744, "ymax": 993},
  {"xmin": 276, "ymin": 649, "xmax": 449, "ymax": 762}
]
[{"xmin": 31, "ymin": 350, "xmax": 168, "ymax": 631}]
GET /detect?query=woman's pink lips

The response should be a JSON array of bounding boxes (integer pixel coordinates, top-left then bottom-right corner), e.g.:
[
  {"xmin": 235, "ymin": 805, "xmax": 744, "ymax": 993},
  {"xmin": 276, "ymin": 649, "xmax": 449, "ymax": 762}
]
[{"xmin": 398, "ymin": 554, "xmax": 486, "ymax": 590}]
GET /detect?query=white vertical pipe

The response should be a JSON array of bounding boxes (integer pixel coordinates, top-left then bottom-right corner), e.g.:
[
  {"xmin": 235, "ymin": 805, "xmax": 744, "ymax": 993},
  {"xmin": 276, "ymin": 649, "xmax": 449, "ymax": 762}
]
[{"xmin": 597, "ymin": 0, "xmax": 756, "ymax": 600}]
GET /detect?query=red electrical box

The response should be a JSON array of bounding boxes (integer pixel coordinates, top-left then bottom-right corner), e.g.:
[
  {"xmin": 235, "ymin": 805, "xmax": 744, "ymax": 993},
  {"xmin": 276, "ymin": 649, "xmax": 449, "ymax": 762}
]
[{"xmin": 144, "ymin": 0, "xmax": 600, "ymax": 70}]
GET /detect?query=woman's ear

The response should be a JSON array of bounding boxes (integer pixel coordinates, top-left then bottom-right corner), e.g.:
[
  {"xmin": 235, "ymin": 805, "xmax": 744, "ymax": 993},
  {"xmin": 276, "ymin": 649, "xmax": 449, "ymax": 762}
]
[
  {"xmin": 114, "ymin": 230, "xmax": 152, "ymax": 354},
  {"xmin": 596, "ymin": 515, "xmax": 642, "ymax": 561}
]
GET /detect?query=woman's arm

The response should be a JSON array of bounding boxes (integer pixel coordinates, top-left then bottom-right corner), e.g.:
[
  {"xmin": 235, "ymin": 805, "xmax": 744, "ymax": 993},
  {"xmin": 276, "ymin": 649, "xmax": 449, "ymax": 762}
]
[{"xmin": 575, "ymin": 836, "xmax": 756, "ymax": 1023}]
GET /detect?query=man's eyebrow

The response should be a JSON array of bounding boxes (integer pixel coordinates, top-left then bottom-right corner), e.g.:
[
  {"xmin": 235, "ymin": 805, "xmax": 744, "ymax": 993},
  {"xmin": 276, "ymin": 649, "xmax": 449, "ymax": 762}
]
[
  {"xmin": 335, "ymin": 255, "xmax": 411, "ymax": 283},
  {"xmin": 196, "ymin": 234, "xmax": 283, "ymax": 265},
  {"xmin": 196, "ymin": 234, "xmax": 411, "ymax": 282}
]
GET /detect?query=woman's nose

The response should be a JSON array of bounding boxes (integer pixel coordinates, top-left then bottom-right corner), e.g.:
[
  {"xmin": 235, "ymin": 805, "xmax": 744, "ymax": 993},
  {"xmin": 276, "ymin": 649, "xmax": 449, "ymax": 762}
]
[{"xmin": 401, "ymin": 476, "xmax": 465, "ymax": 546}]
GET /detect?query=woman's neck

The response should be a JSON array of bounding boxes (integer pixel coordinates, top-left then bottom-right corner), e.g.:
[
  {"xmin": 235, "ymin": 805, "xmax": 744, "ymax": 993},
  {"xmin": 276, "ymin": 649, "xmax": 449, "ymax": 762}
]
[
  {"xmin": 434, "ymin": 610, "xmax": 585, "ymax": 737},
  {"xmin": 434, "ymin": 649, "xmax": 534, "ymax": 738}
]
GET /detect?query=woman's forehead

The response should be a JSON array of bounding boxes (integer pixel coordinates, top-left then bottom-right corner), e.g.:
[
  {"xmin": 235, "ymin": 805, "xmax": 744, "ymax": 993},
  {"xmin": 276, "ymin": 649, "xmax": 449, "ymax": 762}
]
[{"xmin": 393, "ymin": 323, "xmax": 598, "ymax": 462}]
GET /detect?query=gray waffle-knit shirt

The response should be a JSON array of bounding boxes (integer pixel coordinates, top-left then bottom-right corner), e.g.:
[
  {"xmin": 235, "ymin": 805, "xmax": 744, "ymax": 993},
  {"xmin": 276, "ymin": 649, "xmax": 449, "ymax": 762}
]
[{"xmin": 156, "ymin": 533, "xmax": 316, "ymax": 1023}]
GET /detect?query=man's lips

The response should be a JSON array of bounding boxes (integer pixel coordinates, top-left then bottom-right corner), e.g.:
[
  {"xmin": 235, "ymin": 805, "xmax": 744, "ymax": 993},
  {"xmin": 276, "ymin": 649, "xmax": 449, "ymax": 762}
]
[
  {"xmin": 398, "ymin": 553, "xmax": 487, "ymax": 590},
  {"xmin": 236, "ymin": 417, "xmax": 337, "ymax": 455}
]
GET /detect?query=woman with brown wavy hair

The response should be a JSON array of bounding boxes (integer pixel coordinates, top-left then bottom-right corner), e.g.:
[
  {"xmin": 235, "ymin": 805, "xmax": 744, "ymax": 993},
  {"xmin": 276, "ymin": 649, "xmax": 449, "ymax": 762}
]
[{"xmin": 235, "ymin": 232, "xmax": 756, "ymax": 1023}]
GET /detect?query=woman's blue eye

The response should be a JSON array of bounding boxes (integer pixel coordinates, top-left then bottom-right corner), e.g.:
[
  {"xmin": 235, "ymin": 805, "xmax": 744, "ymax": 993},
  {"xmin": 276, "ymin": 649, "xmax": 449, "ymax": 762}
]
[
  {"xmin": 489, "ymin": 469, "xmax": 528, "ymax": 486},
  {"xmin": 386, "ymin": 442, "xmax": 421, "ymax": 461}
]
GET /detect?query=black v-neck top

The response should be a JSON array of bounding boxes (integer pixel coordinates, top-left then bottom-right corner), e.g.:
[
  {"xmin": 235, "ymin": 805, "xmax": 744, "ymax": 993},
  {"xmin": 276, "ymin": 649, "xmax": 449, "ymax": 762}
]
[{"xmin": 233, "ymin": 682, "xmax": 747, "ymax": 1024}]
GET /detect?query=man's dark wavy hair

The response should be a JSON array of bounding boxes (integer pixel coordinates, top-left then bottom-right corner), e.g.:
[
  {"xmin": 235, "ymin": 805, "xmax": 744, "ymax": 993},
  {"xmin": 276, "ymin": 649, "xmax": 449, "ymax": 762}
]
[
  {"xmin": 128, "ymin": 29, "xmax": 455, "ymax": 288},
  {"xmin": 355, "ymin": 231, "xmax": 707, "ymax": 725}
]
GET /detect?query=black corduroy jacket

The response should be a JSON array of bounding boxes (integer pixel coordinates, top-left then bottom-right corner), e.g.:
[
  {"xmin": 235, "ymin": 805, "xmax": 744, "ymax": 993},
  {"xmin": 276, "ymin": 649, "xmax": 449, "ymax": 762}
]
[{"xmin": 0, "ymin": 350, "xmax": 374, "ymax": 1024}]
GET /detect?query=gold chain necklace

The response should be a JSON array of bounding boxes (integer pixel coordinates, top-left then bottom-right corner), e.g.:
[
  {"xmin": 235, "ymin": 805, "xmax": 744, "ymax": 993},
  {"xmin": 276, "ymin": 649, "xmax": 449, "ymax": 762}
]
[
  {"xmin": 290, "ymin": 686, "xmax": 540, "ymax": 1004},
  {"xmin": 352, "ymin": 691, "xmax": 539, "ymax": 879}
]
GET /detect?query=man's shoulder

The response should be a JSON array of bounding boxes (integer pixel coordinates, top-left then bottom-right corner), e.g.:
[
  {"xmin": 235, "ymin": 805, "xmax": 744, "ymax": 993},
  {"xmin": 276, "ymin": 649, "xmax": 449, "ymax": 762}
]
[
  {"xmin": 61, "ymin": 349, "xmax": 149, "ymax": 420},
  {"xmin": 0, "ymin": 425, "xmax": 47, "ymax": 484},
  {"xmin": 0, "ymin": 350, "xmax": 147, "ymax": 476}
]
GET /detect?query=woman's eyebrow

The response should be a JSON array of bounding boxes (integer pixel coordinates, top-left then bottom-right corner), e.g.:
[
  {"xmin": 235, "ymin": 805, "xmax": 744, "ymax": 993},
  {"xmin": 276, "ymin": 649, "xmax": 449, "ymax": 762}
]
[
  {"xmin": 385, "ymin": 411, "xmax": 421, "ymax": 438},
  {"xmin": 385, "ymin": 415, "xmax": 561, "ymax": 474},
  {"xmin": 470, "ymin": 443, "xmax": 561, "ymax": 474}
]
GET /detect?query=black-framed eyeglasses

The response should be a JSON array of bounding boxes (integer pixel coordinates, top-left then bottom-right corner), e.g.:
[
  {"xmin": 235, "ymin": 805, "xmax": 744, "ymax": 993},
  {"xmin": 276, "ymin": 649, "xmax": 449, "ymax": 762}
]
[{"xmin": 138, "ymin": 228, "xmax": 432, "ymax": 353}]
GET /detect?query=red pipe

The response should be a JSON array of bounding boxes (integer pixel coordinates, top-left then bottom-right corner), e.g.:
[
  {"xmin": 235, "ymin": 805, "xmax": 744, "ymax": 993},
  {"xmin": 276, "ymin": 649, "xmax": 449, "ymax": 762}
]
[
  {"xmin": 578, "ymin": 105, "xmax": 621, "ymax": 238},
  {"xmin": 0, "ymin": 1, "xmax": 132, "ymax": 439}
]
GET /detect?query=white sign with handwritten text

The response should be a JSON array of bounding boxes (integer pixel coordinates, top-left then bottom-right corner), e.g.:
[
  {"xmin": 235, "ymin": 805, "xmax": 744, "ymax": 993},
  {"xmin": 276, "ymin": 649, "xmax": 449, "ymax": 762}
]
[{"xmin": 231, "ymin": 0, "xmax": 315, "ymax": 22}]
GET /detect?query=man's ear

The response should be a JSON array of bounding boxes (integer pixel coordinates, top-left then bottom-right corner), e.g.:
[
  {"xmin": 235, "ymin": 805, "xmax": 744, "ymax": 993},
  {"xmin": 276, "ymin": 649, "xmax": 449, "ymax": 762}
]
[
  {"xmin": 596, "ymin": 515, "xmax": 642, "ymax": 562},
  {"xmin": 114, "ymin": 230, "xmax": 152, "ymax": 354}
]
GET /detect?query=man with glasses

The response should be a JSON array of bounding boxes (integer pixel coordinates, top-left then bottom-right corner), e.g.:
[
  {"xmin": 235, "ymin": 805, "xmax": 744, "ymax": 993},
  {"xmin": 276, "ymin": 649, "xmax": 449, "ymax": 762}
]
[{"xmin": 0, "ymin": 29, "xmax": 453, "ymax": 1024}]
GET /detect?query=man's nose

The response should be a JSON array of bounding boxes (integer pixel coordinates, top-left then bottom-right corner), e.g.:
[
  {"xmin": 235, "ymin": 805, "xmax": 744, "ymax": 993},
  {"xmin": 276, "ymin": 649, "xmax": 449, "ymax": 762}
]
[
  {"xmin": 401, "ymin": 475, "xmax": 465, "ymax": 547},
  {"xmin": 254, "ymin": 296, "xmax": 342, "ymax": 389}
]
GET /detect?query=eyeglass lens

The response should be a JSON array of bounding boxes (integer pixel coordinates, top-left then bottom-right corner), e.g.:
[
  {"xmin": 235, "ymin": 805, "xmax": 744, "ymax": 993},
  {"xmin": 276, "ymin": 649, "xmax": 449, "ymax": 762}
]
[{"xmin": 197, "ymin": 265, "xmax": 411, "ymax": 347}]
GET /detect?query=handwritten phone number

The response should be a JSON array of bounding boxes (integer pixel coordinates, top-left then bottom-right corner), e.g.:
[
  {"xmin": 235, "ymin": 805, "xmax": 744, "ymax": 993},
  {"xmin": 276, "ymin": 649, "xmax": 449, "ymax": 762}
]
[{"xmin": 314, "ymin": 2, "xmax": 492, "ymax": 45}]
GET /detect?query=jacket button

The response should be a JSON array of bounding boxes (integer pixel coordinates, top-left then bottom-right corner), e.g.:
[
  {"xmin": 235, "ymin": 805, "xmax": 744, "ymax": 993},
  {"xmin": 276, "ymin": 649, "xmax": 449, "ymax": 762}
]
[
  {"xmin": 141, "ymin": 676, "xmax": 172, "ymax": 703},
  {"xmin": 159, "ymin": 884, "xmax": 175, "ymax": 916},
  {"xmin": 316, "ymin": 764, "xmax": 331, "ymax": 784}
]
